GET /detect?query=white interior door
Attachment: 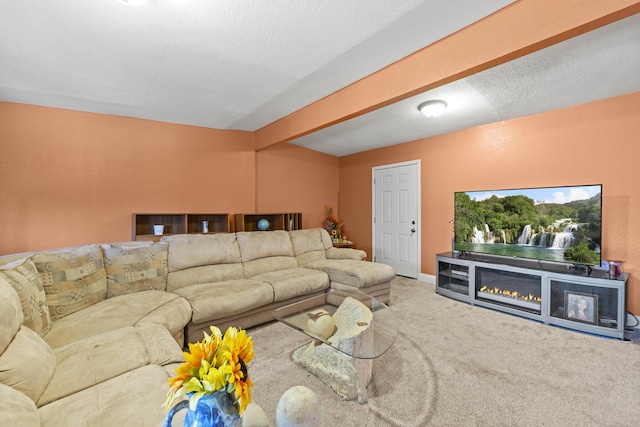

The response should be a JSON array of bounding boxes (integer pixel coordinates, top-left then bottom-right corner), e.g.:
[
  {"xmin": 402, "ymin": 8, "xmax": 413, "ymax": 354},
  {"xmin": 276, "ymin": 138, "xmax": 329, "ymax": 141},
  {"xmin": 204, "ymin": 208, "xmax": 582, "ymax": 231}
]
[{"xmin": 372, "ymin": 161, "xmax": 420, "ymax": 278}]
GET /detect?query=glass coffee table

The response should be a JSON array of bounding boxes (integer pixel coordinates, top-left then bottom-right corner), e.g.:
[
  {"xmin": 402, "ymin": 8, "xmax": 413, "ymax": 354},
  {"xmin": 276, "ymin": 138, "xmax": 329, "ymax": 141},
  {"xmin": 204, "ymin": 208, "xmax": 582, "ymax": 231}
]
[{"xmin": 273, "ymin": 288, "xmax": 398, "ymax": 403}]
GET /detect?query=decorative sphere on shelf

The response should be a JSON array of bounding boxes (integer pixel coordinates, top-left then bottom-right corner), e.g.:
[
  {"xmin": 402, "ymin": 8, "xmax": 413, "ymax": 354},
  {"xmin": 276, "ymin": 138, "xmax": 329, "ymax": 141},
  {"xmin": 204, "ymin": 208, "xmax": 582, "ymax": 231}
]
[
  {"xmin": 276, "ymin": 386, "xmax": 321, "ymax": 427},
  {"xmin": 257, "ymin": 219, "xmax": 270, "ymax": 231}
]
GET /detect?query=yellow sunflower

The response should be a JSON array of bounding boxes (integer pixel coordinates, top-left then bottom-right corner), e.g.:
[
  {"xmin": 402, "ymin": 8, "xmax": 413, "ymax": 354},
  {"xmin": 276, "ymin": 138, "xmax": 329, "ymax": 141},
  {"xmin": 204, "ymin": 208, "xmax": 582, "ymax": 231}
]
[
  {"xmin": 220, "ymin": 327, "xmax": 255, "ymax": 413},
  {"xmin": 164, "ymin": 326, "xmax": 254, "ymax": 415}
]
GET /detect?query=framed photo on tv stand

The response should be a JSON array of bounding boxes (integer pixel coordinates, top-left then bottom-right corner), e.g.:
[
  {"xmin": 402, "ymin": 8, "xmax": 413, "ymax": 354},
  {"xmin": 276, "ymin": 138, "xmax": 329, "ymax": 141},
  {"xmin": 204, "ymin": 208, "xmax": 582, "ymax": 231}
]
[{"xmin": 564, "ymin": 290, "xmax": 598, "ymax": 325}]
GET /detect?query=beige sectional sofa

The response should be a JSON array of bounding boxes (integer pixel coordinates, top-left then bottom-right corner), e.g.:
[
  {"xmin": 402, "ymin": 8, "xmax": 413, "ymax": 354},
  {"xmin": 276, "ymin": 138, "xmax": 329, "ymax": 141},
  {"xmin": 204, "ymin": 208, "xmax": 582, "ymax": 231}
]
[{"xmin": 0, "ymin": 227, "xmax": 395, "ymax": 426}]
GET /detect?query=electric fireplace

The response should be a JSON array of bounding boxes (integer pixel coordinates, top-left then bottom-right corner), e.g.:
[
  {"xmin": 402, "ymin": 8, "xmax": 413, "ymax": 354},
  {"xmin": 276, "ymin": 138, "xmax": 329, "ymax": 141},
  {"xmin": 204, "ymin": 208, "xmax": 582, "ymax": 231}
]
[{"xmin": 476, "ymin": 268, "xmax": 541, "ymax": 313}]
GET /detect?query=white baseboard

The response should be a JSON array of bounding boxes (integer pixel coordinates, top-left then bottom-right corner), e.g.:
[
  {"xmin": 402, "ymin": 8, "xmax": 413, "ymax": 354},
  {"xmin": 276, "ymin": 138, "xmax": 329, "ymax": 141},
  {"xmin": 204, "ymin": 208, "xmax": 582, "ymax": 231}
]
[{"xmin": 419, "ymin": 273, "xmax": 436, "ymax": 284}]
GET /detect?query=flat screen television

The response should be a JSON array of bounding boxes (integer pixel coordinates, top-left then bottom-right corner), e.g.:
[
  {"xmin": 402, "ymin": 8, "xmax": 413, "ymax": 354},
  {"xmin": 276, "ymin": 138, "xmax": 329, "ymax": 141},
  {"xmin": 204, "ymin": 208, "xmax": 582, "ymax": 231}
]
[{"xmin": 453, "ymin": 184, "xmax": 602, "ymax": 266}]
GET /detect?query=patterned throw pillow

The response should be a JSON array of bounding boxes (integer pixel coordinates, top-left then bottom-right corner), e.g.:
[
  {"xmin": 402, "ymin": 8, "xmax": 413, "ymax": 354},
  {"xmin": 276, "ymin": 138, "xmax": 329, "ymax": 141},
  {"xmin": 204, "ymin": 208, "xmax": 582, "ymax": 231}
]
[
  {"xmin": 101, "ymin": 242, "xmax": 168, "ymax": 297},
  {"xmin": 0, "ymin": 258, "xmax": 53, "ymax": 337},
  {"xmin": 32, "ymin": 245, "xmax": 107, "ymax": 320}
]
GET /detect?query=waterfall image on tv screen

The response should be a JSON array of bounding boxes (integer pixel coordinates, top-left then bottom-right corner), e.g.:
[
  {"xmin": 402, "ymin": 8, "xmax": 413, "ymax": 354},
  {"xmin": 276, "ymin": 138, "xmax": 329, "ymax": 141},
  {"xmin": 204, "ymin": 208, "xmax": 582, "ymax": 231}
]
[{"xmin": 454, "ymin": 185, "xmax": 602, "ymax": 266}]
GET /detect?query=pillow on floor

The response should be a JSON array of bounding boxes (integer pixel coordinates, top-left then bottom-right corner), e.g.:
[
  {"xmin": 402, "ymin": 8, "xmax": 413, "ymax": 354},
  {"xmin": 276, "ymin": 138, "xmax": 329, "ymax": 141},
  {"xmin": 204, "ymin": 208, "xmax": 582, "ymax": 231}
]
[
  {"xmin": 101, "ymin": 242, "xmax": 168, "ymax": 297},
  {"xmin": 32, "ymin": 245, "xmax": 107, "ymax": 320},
  {"xmin": 0, "ymin": 258, "xmax": 52, "ymax": 337}
]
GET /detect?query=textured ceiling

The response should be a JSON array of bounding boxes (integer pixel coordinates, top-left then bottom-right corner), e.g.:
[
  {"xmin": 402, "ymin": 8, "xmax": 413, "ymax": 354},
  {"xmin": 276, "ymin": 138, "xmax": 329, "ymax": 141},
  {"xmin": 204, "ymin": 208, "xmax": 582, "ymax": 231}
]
[
  {"xmin": 290, "ymin": 12, "xmax": 640, "ymax": 156},
  {"xmin": 0, "ymin": 0, "xmax": 512, "ymax": 131},
  {"xmin": 1, "ymin": 1, "xmax": 638, "ymax": 157}
]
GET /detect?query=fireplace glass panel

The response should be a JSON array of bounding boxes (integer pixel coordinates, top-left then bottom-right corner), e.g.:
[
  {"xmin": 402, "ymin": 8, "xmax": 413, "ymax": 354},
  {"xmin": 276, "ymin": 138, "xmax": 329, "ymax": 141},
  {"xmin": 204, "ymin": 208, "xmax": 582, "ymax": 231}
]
[
  {"xmin": 475, "ymin": 267, "xmax": 542, "ymax": 314},
  {"xmin": 549, "ymin": 280, "xmax": 619, "ymax": 329}
]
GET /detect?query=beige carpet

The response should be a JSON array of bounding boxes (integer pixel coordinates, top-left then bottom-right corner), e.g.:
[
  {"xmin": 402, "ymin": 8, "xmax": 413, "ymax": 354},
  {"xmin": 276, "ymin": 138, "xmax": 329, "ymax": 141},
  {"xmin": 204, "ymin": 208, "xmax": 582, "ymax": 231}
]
[{"xmin": 246, "ymin": 277, "xmax": 640, "ymax": 426}]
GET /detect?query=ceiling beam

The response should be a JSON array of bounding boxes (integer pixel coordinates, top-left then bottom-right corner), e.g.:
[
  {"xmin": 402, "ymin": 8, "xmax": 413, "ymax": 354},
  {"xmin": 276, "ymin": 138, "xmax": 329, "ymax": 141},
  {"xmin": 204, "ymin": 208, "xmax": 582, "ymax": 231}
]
[{"xmin": 254, "ymin": 0, "xmax": 640, "ymax": 151}]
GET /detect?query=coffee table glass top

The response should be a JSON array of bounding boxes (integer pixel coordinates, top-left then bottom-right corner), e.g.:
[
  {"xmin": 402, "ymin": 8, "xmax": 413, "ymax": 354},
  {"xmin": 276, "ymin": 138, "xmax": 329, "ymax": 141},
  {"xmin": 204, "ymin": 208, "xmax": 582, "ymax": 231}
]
[{"xmin": 272, "ymin": 288, "xmax": 398, "ymax": 359}]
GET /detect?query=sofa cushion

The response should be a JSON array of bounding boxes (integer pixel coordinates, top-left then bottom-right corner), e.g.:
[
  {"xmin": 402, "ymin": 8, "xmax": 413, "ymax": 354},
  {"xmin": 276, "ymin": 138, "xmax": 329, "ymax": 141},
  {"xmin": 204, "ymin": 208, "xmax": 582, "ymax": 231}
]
[
  {"xmin": 290, "ymin": 228, "xmax": 366, "ymax": 265},
  {"xmin": 306, "ymin": 259, "xmax": 396, "ymax": 288},
  {"xmin": 38, "ymin": 324, "xmax": 183, "ymax": 406},
  {"xmin": 32, "ymin": 245, "xmax": 107, "ymax": 320},
  {"xmin": 43, "ymin": 290, "xmax": 192, "ymax": 349},
  {"xmin": 236, "ymin": 230, "xmax": 294, "ymax": 261},
  {"xmin": 243, "ymin": 256, "xmax": 298, "ymax": 279},
  {"xmin": 289, "ymin": 228, "xmax": 328, "ymax": 265},
  {"xmin": 237, "ymin": 231, "xmax": 297, "ymax": 277},
  {"xmin": 38, "ymin": 364, "xmax": 179, "ymax": 427},
  {"xmin": 0, "ymin": 384, "xmax": 40, "ymax": 426},
  {"xmin": 164, "ymin": 233, "xmax": 242, "ymax": 272},
  {"xmin": 290, "ymin": 228, "xmax": 327, "ymax": 254},
  {"xmin": 0, "ymin": 258, "xmax": 53, "ymax": 337},
  {"xmin": 0, "ymin": 326, "xmax": 56, "ymax": 404},
  {"xmin": 172, "ymin": 279, "xmax": 274, "ymax": 324},
  {"xmin": 0, "ymin": 276, "xmax": 24, "ymax": 355},
  {"xmin": 101, "ymin": 242, "xmax": 168, "ymax": 297},
  {"xmin": 167, "ymin": 263, "xmax": 245, "ymax": 292},
  {"xmin": 252, "ymin": 267, "xmax": 330, "ymax": 302},
  {"xmin": 325, "ymin": 247, "xmax": 366, "ymax": 260}
]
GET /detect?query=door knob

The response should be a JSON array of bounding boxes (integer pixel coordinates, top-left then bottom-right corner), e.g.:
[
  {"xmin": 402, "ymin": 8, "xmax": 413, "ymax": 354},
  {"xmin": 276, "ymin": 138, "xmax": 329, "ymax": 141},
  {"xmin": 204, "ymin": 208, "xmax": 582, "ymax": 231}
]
[{"xmin": 411, "ymin": 228, "xmax": 416, "ymax": 233}]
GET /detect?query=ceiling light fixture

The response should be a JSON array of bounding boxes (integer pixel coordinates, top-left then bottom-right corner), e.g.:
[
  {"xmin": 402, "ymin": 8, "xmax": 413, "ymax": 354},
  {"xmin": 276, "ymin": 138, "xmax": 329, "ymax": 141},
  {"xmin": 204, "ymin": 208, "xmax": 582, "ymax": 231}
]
[
  {"xmin": 418, "ymin": 100, "xmax": 447, "ymax": 118},
  {"xmin": 117, "ymin": 0, "xmax": 148, "ymax": 6}
]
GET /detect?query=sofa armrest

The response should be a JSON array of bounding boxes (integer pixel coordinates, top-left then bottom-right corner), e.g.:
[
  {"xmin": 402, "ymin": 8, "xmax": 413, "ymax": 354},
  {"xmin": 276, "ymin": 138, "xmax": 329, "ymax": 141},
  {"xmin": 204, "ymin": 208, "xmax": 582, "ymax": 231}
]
[
  {"xmin": 326, "ymin": 247, "xmax": 366, "ymax": 261},
  {"xmin": 0, "ymin": 384, "xmax": 39, "ymax": 426}
]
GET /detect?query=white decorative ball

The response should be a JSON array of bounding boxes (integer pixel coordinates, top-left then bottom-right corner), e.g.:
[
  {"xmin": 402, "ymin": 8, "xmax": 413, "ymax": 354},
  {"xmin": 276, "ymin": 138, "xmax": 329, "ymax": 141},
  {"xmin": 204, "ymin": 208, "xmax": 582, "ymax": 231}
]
[
  {"xmin": 242, "ymin": 403, "xmax": 269, "ymax": 427},
  {"xmin": 276, "ymin": 386, "xmax": 321, "ymax": 427}
]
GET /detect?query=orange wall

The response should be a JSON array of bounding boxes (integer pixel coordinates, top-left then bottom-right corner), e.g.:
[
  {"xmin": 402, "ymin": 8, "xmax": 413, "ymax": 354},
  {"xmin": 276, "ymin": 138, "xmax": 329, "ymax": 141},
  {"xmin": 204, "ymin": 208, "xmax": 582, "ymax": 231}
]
[
  {"xmin": 256, "ymin": 142, "xmax": 339, "ymax": 229},
  {"xmin": 0, "ymin": 102, "xmax": 341, "ymax": 255},
  {"xmin": 0, "ymin": 102, "xmax": 256, "ymax": 254},
  {"xmin": 339, "ymin": 91, "xmax": 640, "ymax": 315}
]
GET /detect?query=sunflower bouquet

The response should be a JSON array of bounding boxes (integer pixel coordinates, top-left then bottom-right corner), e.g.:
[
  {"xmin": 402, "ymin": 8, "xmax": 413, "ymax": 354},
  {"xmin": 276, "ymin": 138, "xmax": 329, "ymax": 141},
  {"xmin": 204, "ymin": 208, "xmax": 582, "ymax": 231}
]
[{"xmin": 164, "ymin": 326, "xmax": 254, "ymax": 415}]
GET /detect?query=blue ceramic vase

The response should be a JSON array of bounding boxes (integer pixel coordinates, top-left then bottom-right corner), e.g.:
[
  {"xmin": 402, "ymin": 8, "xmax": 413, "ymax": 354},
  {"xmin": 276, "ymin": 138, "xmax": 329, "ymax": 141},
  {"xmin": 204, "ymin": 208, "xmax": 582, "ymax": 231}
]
[{"xmin": 164, "ymin": 391, "xmax": 241, "ymax": 427}]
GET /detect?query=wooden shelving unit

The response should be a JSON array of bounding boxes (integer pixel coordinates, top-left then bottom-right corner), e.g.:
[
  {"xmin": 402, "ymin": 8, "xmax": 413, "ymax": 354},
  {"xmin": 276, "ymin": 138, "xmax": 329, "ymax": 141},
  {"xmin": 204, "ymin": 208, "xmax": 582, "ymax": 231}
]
[
  {"xmin": 132, "ymin": 213, "xmax": 229, "ymax": 241},
  {"xmin": 234, "ymin": 213, "xmax": 302, "ymax": 232}
]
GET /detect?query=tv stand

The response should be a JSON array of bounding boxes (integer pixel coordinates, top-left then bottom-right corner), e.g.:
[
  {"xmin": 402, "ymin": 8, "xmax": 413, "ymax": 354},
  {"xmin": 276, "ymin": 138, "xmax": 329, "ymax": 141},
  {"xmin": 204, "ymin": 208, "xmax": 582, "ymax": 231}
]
[
  {"xmin": 565, "ymin": 263, "xmax": 592, "ymax": 276},
  {"xmin": 436, "ymin": 252, "xmax": 628, "ymax": 339}
]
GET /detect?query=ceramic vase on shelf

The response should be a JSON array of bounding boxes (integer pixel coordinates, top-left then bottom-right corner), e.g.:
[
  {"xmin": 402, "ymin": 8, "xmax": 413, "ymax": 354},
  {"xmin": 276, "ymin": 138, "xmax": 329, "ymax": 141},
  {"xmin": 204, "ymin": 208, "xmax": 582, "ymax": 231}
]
[{"xmin": 164, "ymin": 391, "xmax": 241, "ymax": 427}]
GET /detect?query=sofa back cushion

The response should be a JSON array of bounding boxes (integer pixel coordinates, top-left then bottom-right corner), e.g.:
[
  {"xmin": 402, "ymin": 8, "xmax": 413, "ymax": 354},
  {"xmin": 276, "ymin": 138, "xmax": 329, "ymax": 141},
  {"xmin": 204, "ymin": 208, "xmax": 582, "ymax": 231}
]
[
  {"xmin": 236, "ymin": 231, "xmax": 297, "ymax": 278},
  {"xmin": 32, "ymin": 245, "xmax": 107, "ymax": 321},
  {"xmin": 101, "ymin": 242, "xmax": 168, "ymax": 297},
  {"xmin": 289, "ymin": 228, "xmax": 332, "ymax": 265},
  {"xmin": 163, "ymin": 234, "xmax": 244, "ymax": 291},
  {"xmin": 0, "ymin": 258, "xmax": 52, "ymax": 337},
  {"xmin": 0, "ymin": 275, "xmax": 24, "ymax": 354},
  {"xmin": 0, "ymin": 277, "xmax": 55, "ymax": 404}
]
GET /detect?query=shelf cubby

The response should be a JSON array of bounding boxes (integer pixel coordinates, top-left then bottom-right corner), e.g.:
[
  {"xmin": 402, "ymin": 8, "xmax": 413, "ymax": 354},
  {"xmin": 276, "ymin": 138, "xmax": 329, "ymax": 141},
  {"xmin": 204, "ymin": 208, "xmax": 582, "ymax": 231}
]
[
  {"xmin": 132, "ymin": 213, "xmax": 229, "ymax": 241},
  {"xmin": 234, "ymin": 213, "xmax": 302, "ymax": 232}
]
